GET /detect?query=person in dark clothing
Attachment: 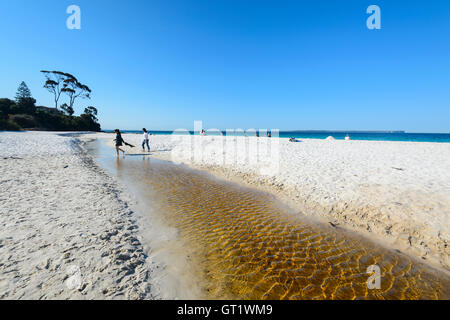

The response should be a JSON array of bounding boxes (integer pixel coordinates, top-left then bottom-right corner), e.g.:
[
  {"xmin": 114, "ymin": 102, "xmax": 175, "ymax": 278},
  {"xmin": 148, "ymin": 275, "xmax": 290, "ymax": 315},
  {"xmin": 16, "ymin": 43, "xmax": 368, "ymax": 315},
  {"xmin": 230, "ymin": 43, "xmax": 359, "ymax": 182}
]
[{"xmin": 114, "ymin": 129, "xmax": 135, "ymax": 156}]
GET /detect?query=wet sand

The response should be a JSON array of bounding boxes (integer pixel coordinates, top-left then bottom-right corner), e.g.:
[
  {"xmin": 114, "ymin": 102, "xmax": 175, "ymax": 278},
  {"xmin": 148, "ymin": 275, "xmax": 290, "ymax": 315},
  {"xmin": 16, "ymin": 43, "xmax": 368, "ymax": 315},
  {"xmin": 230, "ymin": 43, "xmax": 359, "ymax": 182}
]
[{"xmin": 91, "ymin": 139, "xmax": 450, "ymax": 300}]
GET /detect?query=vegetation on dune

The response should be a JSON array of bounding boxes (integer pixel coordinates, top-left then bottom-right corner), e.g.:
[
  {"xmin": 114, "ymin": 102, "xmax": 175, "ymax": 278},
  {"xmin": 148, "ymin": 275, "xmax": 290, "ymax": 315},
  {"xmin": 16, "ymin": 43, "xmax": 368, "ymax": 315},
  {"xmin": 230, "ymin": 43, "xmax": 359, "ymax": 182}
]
[{"xmin": 0, "ymin": 72, "xmax": 101, "ymax": 131}]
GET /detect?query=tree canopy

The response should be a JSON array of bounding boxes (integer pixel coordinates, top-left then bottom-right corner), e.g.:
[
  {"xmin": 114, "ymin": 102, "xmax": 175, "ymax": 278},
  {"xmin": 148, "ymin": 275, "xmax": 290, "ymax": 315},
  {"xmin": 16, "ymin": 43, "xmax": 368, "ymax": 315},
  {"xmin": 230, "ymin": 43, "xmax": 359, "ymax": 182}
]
[
  {"xmin": 61, "ymin": 76, "xmax": 91, "ymax": 111},
  {"xmin": 41, "ymin": 70, "xmax": 68, "ymax": 110},
  {"xmin": 1, "ymin": 73, "xmax": 101, "ymax": 132},
  {"xmin": 61, "ymin": 103, "xmax": 75, "ymax": 116},
  {"xmin": 15, "ymin": 81, "xmax": 32, "ymax": 102},
  {"xmin": 41, "ymin": 70, "xmax": 92, "ymax": 113}
]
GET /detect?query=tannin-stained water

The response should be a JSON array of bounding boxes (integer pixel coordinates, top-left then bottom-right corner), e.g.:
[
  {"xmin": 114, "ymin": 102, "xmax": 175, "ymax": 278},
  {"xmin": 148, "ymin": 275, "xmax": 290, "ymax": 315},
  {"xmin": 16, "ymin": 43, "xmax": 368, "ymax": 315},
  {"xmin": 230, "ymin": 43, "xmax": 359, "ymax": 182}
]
[{"xmin": 91, "ymin": 141, "xmax": 450, "ymax": 300}]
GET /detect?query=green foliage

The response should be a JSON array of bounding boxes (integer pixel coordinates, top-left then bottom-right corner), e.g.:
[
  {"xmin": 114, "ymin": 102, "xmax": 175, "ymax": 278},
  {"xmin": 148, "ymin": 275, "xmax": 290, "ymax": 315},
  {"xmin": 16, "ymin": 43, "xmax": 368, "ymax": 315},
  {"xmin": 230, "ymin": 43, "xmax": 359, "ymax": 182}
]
[
  {"xmin": 62, "ymin": 77, "xmax": 91, "ymax": 111},
  {"xmin": 41, "ymin": 70, "xmax": 70, "ymax": 109},
  {"xmin": 15, "ymin": 81, "xmax": 32, "ymax": 103},
  {"xmin": 83, "ymin": 106, "xmax": 98, "ymax": 121},
  {"xmin": 1, "ymin": 71, "xmax": 101, "ymax": 132},
  {"xmin": 79, "ymin": 114, "xmax": 101, "ymax": 132},
  {"xmin": 61, "ymin": 103, "xmax": 75, "ymax": 116},
  {"xmin": 0, "ymin": 98, "xmax": 15, "ymax": 118},
  {"xmin": 9, "ymin": 114, "xmax": 37, "ymax": 128},
  {"xmin": 0, "ymin": 100, "xmax": 101, "ymax": 132},
  {"xmin": 13, "ymin": 97, "xmax": 36, "ymax": 114},
  {"xmin": 33, "ymin": 109, "xmax": 101, "ymax": 131},
  {"xmin": 0, "ymin": 119, "xmax": 22, "ymax": 131},
  {"xmin": 41, "ymin": 70, "xmax": 91, "ymax": 112}
]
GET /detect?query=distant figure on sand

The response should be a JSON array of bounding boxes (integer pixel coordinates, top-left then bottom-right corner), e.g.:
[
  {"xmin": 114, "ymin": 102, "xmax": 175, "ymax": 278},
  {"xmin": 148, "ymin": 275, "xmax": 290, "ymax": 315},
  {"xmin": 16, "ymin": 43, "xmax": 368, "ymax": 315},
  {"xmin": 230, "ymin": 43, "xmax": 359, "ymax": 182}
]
[
  {"xmin": 114, "ymin": 129, "xmax": 134, "ymax": 156},
  {"xmin": 200, "ymin": 129, "xmax": 206, "ymax": 136},
  {"xmin": 345, "ymin": 134, "xmax": 351, "ymax": 141},
  {"xmin": 142, "ymin": 128, "xmax": 151, "ymax": 152}
]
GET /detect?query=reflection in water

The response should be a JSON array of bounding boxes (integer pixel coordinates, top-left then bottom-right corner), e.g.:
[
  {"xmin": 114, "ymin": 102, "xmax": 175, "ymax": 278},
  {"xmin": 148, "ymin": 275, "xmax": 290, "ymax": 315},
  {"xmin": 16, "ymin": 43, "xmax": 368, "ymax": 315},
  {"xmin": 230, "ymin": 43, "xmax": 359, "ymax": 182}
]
[{"xmin": 93, "ymin": 141, "xmax": 450, "ymax": 300}]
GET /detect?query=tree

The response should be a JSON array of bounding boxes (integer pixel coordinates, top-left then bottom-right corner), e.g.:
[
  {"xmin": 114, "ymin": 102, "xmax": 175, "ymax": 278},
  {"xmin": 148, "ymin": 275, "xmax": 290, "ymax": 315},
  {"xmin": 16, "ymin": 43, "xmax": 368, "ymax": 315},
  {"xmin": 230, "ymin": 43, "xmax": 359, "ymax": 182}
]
[
  {"xmin": 13, "ymin": 82, "xmax": 36, "ymax": 114},
  {"xmin": 41, "ymin": 70, "xmax": 71, "ymax": 109},
  {"xmin": 61, "ymin": 75, "xmax": 91, "ymax": 112},
  {"xmin": 83, "ymin": 106, "xmax": 98, "ymax": 122},
  {"xmin": 15, "ymin": 98, "xmax": 36, "ymax": 115},
  {"xmin": 15, "ymin": 81, "xmax": 32, "ymax": 103},
  {"xmin": 61, "ymin": 103, "xmax": 74, "ymax": 116},
  {"xmin": 0, "ymin": 98, "xmax": 15, "ymax": 119},
  {"xmin": 80, "ymin": 106, "xmax": 101, "ymax": 131}
]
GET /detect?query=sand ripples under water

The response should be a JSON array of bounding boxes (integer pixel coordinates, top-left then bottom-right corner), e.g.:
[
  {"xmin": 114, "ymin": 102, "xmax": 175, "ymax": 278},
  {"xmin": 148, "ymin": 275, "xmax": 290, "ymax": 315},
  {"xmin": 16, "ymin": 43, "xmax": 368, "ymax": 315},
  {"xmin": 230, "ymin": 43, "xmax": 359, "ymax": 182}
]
[{"xmin": 102, "ymin": 152, "xmax": 450, "ymax": 300}]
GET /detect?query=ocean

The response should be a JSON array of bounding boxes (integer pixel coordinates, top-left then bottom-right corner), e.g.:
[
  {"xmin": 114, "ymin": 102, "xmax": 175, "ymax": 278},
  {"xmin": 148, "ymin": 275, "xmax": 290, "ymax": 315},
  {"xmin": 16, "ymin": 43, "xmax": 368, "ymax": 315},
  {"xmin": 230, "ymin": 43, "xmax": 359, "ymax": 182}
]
[{"xmin": 105, "ymin": 130, "xmax": 450, "ymax": 143}]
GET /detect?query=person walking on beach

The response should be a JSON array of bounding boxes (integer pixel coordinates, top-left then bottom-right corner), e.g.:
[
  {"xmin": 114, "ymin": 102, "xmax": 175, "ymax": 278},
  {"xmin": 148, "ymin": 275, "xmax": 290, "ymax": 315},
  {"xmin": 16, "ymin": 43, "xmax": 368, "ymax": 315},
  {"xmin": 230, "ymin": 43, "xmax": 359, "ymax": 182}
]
[
  {"xmin": 142, "ymin": 128, "xmax": 151, "ymax": 152},
  {"xmin": 114, "ymin": 129, "xmax": 134, "ymax": 156}
]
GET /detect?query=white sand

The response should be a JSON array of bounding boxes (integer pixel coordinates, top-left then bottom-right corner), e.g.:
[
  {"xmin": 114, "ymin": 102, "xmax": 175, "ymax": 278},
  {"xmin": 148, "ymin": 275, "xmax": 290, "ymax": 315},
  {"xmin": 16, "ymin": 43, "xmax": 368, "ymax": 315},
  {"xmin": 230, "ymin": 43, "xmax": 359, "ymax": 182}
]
[
  {"xmin": 1, "ymin": 131, "xmax": 448, "ymax": 299},
  {"xmin": 0, "ymin": 131, "xmax": 158, "ymax": 299},
  {"xmin": 98, "ymin": 133, "xmax": 450, "ymax": 271}
]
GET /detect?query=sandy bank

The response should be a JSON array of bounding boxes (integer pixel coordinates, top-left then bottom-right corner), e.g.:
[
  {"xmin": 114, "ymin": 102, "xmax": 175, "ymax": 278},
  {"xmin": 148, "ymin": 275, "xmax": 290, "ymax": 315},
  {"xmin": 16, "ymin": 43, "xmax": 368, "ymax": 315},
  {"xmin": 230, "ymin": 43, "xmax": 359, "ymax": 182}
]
[
  {"xmin": 0, "ymin": 132, "xmax": 156, "ymax": 299},
  {"xmin": 93, "ymin": 132, "xmax": 449, "ymax": 272}
]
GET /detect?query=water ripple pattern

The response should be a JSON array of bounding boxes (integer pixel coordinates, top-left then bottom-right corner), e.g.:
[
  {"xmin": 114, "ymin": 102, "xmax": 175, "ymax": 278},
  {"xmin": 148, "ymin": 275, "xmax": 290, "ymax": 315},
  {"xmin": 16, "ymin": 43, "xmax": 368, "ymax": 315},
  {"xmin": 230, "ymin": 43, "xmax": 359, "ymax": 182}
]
[{"xmin": 107, "ymin": 155, "xmax": 450, "ymax": 300}]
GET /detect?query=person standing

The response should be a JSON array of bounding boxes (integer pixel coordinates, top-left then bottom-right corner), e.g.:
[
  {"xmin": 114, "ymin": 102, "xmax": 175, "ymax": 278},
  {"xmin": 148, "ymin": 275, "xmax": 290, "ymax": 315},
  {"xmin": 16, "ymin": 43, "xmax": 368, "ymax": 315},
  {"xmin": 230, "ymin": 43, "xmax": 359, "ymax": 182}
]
[{"xmin": 142, "ymin": 128, "xmax": 150, "ymax": 152}]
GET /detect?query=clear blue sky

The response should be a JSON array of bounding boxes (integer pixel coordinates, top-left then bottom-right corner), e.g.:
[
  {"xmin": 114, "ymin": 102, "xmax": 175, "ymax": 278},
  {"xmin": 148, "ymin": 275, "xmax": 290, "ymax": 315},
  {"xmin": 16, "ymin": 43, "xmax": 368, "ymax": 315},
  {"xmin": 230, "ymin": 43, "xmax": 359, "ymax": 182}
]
[{"xmin": 0, "ymin": 0, "xmax": 449, "ymax": 132}]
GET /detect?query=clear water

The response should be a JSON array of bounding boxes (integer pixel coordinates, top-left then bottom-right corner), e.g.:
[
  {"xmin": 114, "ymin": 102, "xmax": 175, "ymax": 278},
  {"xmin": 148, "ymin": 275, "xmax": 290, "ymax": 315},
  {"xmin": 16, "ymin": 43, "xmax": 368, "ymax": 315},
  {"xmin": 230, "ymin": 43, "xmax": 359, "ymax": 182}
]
[
  {"xmin": 104, "ymin": 130, "xmax": 450, "ymax": 143},
  {"xmin": 90, "ymin": 139, "xmax": 450, "ymax": 300}
]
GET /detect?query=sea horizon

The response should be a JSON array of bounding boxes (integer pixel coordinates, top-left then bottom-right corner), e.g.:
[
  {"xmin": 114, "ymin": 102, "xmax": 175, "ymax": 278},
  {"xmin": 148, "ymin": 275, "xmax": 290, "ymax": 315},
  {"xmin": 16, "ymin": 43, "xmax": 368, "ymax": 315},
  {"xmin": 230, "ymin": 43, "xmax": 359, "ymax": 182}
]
[{"xmin": 103, "ymin": 129, "xmax": 450, "ymax": 143}]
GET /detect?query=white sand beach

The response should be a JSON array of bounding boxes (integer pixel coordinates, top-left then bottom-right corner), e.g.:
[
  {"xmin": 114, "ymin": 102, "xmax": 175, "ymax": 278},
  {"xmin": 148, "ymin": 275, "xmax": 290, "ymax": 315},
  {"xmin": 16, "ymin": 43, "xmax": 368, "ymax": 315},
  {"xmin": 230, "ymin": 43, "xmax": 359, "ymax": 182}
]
[
  {"xmin": 1, "ymin": 131, "xmax": 449, "ymax": 300},
  {"xmin": 99, "ymin": 133, "xmax": 450, "ymax": 272},
  {"xmin": 0, "ymin": 131, "xmax": 157, "ymax": 299}
]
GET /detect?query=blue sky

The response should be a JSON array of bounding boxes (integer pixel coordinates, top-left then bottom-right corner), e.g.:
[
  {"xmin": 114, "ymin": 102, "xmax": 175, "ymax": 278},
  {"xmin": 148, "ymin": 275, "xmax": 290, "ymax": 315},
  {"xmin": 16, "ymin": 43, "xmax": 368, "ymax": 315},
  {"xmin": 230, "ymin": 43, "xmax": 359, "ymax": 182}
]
[{"xmin": 0, "ymin": 0, "xmax": 449, "ymax": 132}]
